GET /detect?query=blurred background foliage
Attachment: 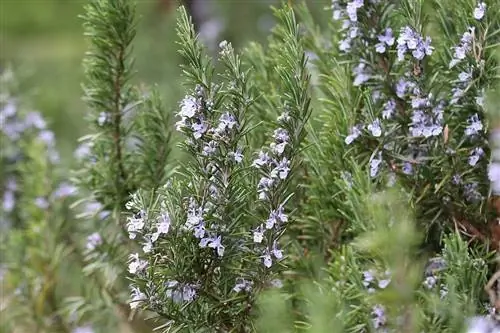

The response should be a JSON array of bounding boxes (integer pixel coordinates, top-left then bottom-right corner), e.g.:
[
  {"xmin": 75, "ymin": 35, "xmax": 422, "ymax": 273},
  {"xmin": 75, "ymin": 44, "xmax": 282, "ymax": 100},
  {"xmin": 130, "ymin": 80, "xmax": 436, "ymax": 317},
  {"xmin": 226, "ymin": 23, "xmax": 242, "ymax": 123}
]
[{"xmin": 0, "ymin": 0, "xmax": 330, "ymax": 165}]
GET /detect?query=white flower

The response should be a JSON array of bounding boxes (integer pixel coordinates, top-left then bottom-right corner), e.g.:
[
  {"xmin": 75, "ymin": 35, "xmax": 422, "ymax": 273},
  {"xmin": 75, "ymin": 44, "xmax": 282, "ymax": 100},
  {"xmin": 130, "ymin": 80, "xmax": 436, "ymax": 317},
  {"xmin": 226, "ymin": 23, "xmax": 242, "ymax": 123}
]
[
  {"xmin": 129, "ymin": 286, "xmax": 146, "ymax": 310},
  {"xmin": 473, "ymin": 2, "xmax": 486, "ymax": 20},
  {"xmin": 179, "ymin": 95, "xmax": 198, "ymax": 118},
  {"xmin": 151, "ymin": 212, "xmax": 171, "ymax": 242},
  {"xmin": 128, "ymin": 253, "xmax": 148, "ymax": 275},
  {"xmin": 126, "ymin": 213, "xmax": 146, "ymax": 239}
]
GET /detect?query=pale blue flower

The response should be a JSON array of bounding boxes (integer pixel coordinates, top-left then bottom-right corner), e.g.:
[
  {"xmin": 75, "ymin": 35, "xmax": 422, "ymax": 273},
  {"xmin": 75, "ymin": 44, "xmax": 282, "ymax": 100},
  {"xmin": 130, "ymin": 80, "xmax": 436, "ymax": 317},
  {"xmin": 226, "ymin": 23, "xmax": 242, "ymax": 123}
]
[
  {"xmin": 253, "ymin": 224, "xmax": 265, "ymax": 243},
  {"xmin": 465, "ymin": 114, "xmax": 483, "ymax": 136},
  {"xmin": 468, "ymin": 147, "xmax": 484, "ymax": 166},
  {"xmin": 345, "ymin": 125, "xmax": 362, "ymax": 144},
  {"xmin": 367, "ymin": 118, "xmax": 382, "ymax": 137},
  {"xmin": 353, "ymin": 62, "xmax": 371, "ymax": 86},
  {"xmin": 86, "ymin": 232, "xmax": 102, "ymax": 251},
  {"xmin": 253, "ymin": 151, "xmax": 271, "ymax": 168},
  {"xmin": 382, "ymin": 99, "xmax": 396, "ymax": 119},
  {"xmin": 179, "ymin": 95, "xmax": 199, "ymax": 118},
  {"xmin": 473, "ymin": 2, "xmax": 486, "ymax": 20}
]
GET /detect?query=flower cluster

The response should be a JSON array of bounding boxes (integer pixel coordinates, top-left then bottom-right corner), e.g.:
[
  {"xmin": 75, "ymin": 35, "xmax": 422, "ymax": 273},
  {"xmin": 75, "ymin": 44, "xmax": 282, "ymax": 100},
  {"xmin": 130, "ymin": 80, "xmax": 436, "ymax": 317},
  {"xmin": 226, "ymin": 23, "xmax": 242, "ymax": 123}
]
[
  {"xmin": 362, "ymin": 268, "xmax": 392, "ymax": 329},
  {"xmin": 336, "ymin": 1, "xmax": 493, "ymax": 221},
  {"xmin": 1, "ymin": 99, "xmax": 59, "ymax": 163},
  {"xmin": 251, "ymin": 111, "xmax": 292, "ymax": 269},
  {"xmin": 396, "ymin": 26, "xmax": 434, "ymax": 61},
  {"xmin": 1, "ymin": 95, "xmax": 79, "ymax": 226}
]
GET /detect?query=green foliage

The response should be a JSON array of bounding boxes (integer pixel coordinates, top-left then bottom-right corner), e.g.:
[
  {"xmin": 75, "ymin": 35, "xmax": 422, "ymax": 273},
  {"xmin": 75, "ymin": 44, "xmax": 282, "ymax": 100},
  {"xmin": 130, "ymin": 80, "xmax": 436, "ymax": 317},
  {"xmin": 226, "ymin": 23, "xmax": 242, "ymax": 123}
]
[{"xmin": 3, "ymin": 1, "xmax": 500, "ymax": 333}]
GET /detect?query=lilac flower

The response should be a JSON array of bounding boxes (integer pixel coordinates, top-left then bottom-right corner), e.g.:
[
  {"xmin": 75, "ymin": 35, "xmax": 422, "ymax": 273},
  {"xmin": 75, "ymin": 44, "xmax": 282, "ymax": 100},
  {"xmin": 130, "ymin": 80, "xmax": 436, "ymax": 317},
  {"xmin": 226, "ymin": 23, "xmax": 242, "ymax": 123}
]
[
  {"xmin": 191, "ymin": 118, "xmax": 208, "ymax": 139},
  {"xmin": 375, "ymin": 28, "xmax": 394, "ymax": 53},
  {"xmin": 166, "ymin": 281, "xmax": 188, "ymax": 303},
  {"xmin": 126, "ymin": 211, "xmax": 146, "ymax": 239},
  {"xmin": 266, "ymin": 206, "xmax": 288, "ymax": 229},
  {"xmin": 142, "ymin": 239, "xmax": 153, "ymax": 253},
  {"xmin": 372, "ymin": 304, "xmax": 387, "ymax": 328},
  {"xmin": 97, "ymin": 112, "xmax": 108, "ymax": 126},
  {"xmin": 128, "ymin": 253, "xmax": 148, "ymax": 275},
  {"xmin": 25, "ymin": 112, "xmax": 46, "ymax": 129},
  {"xmin": 409, "ymin": 111, "xmax": 442, "ymax": 138},
  {"xmin": 397, "ymin": 26, "xmax": 433, "ymax": 61},
  {"xmin": 72, "ymin": 326, "xmax": 94, "ymax": 333},
  {"xmin": 271, "ymin": 142, "xmax": 287, "ymax": 156},
  {"xmin": 450, "ymin": 87, "xmax": 465, "ymax": 105},
  {"xmin": 474, "ymin": 2, "xmax": 486, "ymax": 20},
  {"xmin": 378, "ymin": 28, "xmax": 395, "ymax": 45},
  {"xmin": 464, "ymin": 182, "xmax": 481, "ymax": 202},
  {"xmin": 345, "ymin": 125, "xmax": 362, "ymax": 144},
  {"xmin": 452, "ymin": 174, "xmax": 462, "ymax": 185},
  {"xmin": 423, "ymin": 276, "xmax": 437, "ymax": 289},
  {"xmin": 151, "ymin": 212, "xmax": 171, "ymax": 242},
  {"xmin": 332, "ymin": 9, "xmax": 342, "ymax": 21},
  {"xmin": 489, "ymin": 162, "xmax": 500, "ymax": 194},
  {"xmin": 272, "ymin": 240, "xmax": 283, "ymax": 260},
  {"xmin": 346, "ymin": 0, "xmax": 363, "ymax": 22},
  {"xmin": 202, "ymin": 140, "xmax": 218, "ymax": 156},
  {"xmin": 411, "ymin": 96, "xmax": 430, "ymax": 109},
  {"xmin": 353, "ymin": 62, "xmax": 371, "ymax": 86},
  {"xmin": 2, "ymin": 191, "xmax": 15, "ymax": 212},
  {"xmin": 86, "ymin": 232, "xmax": 102, "ymax": 250},
  {"xmin": 34, "ymin": 197, "xmax": 49, "ymax": 209},
  {"xmin": 412, "ymin": 36, "xmax": 433, "ymax": 60},
  {"xmin": 257, "ymin": 177, "xmax": 274, "ymax": 200},
  {"xmin": 349, "ymin": 26, "xmax": 359, "ymax": 38},
  {"xmin": 378, "ymin": 271, "xmax": 391, "ymax": 289},
  {"xmin": 450, "ymin": 28, "xmax": 475, "ymax": 68},
  {"xmin": 179, "ymin": 95, "xmax": 199, "ymax": 118},
  {"xmin": 363, "ymin": 270, "xmax": 375, "ymax": 287},
  {"xmin": 38, "ymin": 130, "xmax": 55, "ymax": 146},
  {"xmin": 372, "ymin": 90, "xmax": 383, "ymax": 102},
  {"xmin": 277, "ymin": 111, "xmax": 291, "ymax": 123},
  {"xmin": 382, "ymin": 99, "xmax": 396, "ymax": 119},
  {"xmin": 367, "ymin": 118, "xmax": 382, "ymax": 137},
  {"xmin": 129, "ymin": 286, "xmax": 146, "ymax": 310},
  {"xmin": 207, "ymin": 235, "xmax": 225, "ymax": 257},
  {"xmin": 233, "ymin": 278, "xmax": 253, "ymax": 293},
  {"xmin": 53, "ymin": 182, "xmax": 77, "ymax": 199},
  {"xmin": 253, "ymin": 151, "xmax": 271, "ymax": 168},
  {"xmin": 339, "ymin": 38, "xmax": 352, "ymax": 52},
  {"xmin": 395, "ymin": 78, "xmax": 410, "ymax": 98},
  {"xmin": 270, "ymin": 279, "xmax": 283, "ymax": 288},
  {"xmin": 341, "ymin": 19, "xmax": 351, "ymax": 31},
  {"xmin": 229, "ymin": 148, "xmax": 244, "ymax": 163},
  {"xmin": 253, "ymin": 224, "xmax": 265, "ymax": 243},
  {"xmin": 74, "ymin": 142, "xmax": 92, "ymax": 160},
  {"xmin": 271, "ymin": 158, "xmax": 290, "ymax": 180},
  {"xmin": 273, "ymin": 128, "xmax": 290, "ymax": 143},
  {"xmin": 465, "ymin": 114, "xmax": 483, "ymax": 136},
  {"xmin": 216, "ymin": 112, "xmax": 237, "ymax": 133},
  {"xmin": 468, "ymin": 147, "xmax": 484, "ymax": 166},
  {"xmin": 458, "ymin": 70, "xmax": 473, "ymax": 83},
  {"xmin": 262, "ymin": 252, "xmax": 272, "ymax": 268},
  {"xmin": 0, "ymin": 101, "xmax": 16, "ymax": 119},
  {"xmin": 194, "ymin": 222, "xmax": 206, "ymax": 239},
  {"xmin": 402, "ymin": 162, "xmax": 413, "ymax": 175}
]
